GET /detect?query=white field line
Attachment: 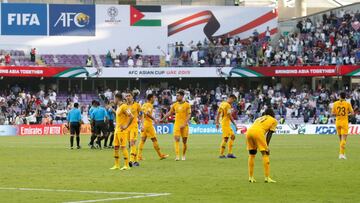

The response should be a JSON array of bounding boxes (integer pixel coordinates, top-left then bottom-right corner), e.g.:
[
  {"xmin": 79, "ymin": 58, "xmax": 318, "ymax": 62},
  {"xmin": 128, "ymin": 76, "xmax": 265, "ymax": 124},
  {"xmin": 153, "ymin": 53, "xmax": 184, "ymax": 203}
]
[
  {"xmin": 64, "ymin": 193, "xmax": 171, "ymax": 203},
  {"xmin": 0, "ymin": 187, "xmax": 171, "ymax": 203}
]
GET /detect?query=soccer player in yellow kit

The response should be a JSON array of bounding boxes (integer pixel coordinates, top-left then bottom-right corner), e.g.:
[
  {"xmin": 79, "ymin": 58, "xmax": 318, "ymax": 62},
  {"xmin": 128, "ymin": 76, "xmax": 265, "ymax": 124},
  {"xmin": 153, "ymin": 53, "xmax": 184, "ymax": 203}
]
[
  {"xmin": 215, "ymin": 94, "xmax": 237, "ymax": 159},
  {"xmin": 163, "ymin": 90, "xmax": 191, "ymax": 161},
  {"xmin": 332, "ymin": 92, "xmax": 354, "ymax": 160},
  {"xmin": 246, "ymin": 108, "xmax": 277, "ymax": 183},
  {"xmin": 137, "ymin": 93, "xmax": 169, "ymax": 161},
  {"xmin": 125, "ymin": 92, "xmax": 141, "ymax": 167},
  {"xmin": 110, "ymin": 93, "xmax": 134, "ymax": 171}
]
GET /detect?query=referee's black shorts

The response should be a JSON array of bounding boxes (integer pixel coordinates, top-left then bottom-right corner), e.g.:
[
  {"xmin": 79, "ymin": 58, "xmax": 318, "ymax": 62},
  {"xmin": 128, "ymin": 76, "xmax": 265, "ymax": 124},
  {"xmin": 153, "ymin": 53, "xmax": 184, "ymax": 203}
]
[
  {"xmin": 108, "ymin": 120, "xmax": 115, "ymax": 133},
  {"xmin": 94, "ymin": 121, "xmax": 107, "ymax": 136},
  {"xmin": 70, "ymin": 122, "xmax": 81, "ymax": 135}
]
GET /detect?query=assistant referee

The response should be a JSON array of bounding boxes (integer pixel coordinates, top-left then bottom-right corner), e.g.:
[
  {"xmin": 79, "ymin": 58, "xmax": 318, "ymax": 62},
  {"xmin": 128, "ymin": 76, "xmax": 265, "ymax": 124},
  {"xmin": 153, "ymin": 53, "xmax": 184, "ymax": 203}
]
[{"xmin": 67, "ymin": 103, "xmax": 82, "ymax": 149}]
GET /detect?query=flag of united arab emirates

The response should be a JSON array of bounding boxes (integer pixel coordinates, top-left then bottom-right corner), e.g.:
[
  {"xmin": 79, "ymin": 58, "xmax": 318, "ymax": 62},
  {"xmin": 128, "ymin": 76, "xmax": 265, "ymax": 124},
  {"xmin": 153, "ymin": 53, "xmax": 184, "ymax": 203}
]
[{"xmin": 130, "ymin": 5, "xmax": 161, "ymax": 27}]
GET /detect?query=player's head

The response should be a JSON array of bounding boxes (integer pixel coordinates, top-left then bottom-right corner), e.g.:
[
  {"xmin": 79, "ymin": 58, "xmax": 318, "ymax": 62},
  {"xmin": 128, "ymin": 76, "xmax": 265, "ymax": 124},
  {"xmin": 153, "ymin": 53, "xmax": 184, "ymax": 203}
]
[
  {"xmin": 74, "ymin": 103, "xmax": 79, "ymax": 108},
  {"xmin": 147, "ymin": 93, "xmax": 155, "ymax": 104},
  {"xmin": 227, "ymin": 94, "xmax": 237, "ymax": 103},
  {"xmin": 176, "ymin": 90, "xmax": 185, "ymax": 102},
  {"xmin": 340, "ymin": 92, "xmax": 346, "ymax": 99},
  {"xmin": 91, "ymin": 100, "xmax": 97, "ymax": 106},
  {"xmin": 264, "ymin": 108, "xmax": 275, "ymax": 118},
  {"xmin": 114, "ymin": 93, "xmax": 123, "ymax": 105},
  {"xmin": 125, "ymin": 91, "xmax": 133, "ymax": 103},
  {"xmin": 93, "ymin": 101, "xmax": 99, "ymax": 107}
]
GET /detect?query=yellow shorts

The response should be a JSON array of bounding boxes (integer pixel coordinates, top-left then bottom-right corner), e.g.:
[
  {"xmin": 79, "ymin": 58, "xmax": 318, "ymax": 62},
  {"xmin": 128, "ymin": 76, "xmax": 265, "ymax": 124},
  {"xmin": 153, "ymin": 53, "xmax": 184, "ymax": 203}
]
[
  {"xmin": 128, "ymin": 127, "xmax": 138, "ymax": 141},
  {"xmin": 336, "ymin": 122, "xmax": 349, "ymax": 136},
  {"xmin": 222, "ymin": 126, "xmax": 235, "ymax": 138},
  {"xmin": 113, "ymin": 130, "xmax": 128, "ymax": 147},
  {"xmin": 246, "ymin": 129, "xmax": 267, "ymax": 152},
  {"xmin": 141, "ymin": 125, "xmax": 156, "ymax": 139},
  {"xmin": 174, "ymin": 125, "xmax": 189, "ymax": 138}
]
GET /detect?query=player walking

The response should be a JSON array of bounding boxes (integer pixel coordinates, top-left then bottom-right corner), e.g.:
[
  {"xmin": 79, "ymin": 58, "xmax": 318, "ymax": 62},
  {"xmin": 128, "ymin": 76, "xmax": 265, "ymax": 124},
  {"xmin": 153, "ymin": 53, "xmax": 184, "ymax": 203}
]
[
  {"xmin": 215, "ymin": 94, "xmax": 237, "ymax": 159},
  {"xmin": 332, "ymin": 92, "xmax": 354, "ymax": 159},
  {"xmin": 110, "ymin": 93, "xmax": 134, "ymax": 171},
  {"xmin": 162, "ymin": 90, "xmax": 191, "ymax": 161},
  {"xmin": 137, "ymin": 94, "xmax": 169, "ymax": 161}
]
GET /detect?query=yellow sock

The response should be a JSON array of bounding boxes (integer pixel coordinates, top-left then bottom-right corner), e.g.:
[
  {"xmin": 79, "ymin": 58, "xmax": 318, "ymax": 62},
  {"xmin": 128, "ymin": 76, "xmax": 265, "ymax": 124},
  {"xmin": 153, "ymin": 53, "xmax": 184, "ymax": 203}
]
[
  {"xmin": 174, "ymin": 141, "xmax": 180, "ymax": 157},
  {"xmin": 152, "ymin": 141, "xmax": 162, "ymax": 157},
  {"xmin": 340, "ymin": 140, "xmax": 346, "ymax": 155},
  {"xmin": 262, "ymin": 155, "xmax": 270, "ymax": 177},
  {"xmin": 114, "ymin": 147, "xmax": 120, "ymax": 167},
  {"xmin": 228, "ymin": 138, "xmax": 235, "ymax": 154},
  {"xmin": 182, "ymin": 143, "xmax": 187, "ymax": 156},
  {"xmin": 248, "ymin": 155, "xmax": 255, "ymax": 177},
  {"xmin": 220, "ymin": 140, "xmax": 226, "ymax": 155},
  {"xmin": 121, "ymin": 147, "xmax": 130, "ymax": 167},
  {"xmin": 137, "ymin": 140, "xmax": 145, "ymax": 160},
  {"xmin": 130, "ymin": 144, "xmax": 137, "ymax": 162}
]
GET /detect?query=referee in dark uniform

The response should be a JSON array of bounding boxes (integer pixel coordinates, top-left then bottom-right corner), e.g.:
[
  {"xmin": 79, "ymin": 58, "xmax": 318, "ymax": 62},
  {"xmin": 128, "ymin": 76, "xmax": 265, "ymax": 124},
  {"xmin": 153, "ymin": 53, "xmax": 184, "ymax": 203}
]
[
  {"xmin": 90, "ymin": 101, "xmax": 109, "ymax": 149},
  {"xmin": 67, "ymin": 103, "xmax": 82, "ymax": 149}
]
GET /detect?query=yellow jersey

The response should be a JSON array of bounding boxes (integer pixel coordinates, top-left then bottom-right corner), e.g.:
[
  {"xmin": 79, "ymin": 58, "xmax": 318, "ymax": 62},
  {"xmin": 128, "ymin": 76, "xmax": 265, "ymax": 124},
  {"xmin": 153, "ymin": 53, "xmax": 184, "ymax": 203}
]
[
  {"xmin": 128, "ymin": 102, "xmax": 141, "ymax": 129},
  {"xmin": 115, "ymin": 103, "xmax": 132, "ymax": 131},
  {"xmin": 142, "ymin": 102, "xmax": 154, "ymax": 127},
  {"xmin": 248, "ymin": 115, "xmax": 278, "ymax": 136},
  {"xmin": 171, "ymin": 101, "xmax": 191, "ymax": 127},
  {"xmin": 332, "ymin": 99, "xmax": 353, "ymax": 123},
  {"xmin": 218, "ymin": 101, "xmax": 232, "ymax": 126}
]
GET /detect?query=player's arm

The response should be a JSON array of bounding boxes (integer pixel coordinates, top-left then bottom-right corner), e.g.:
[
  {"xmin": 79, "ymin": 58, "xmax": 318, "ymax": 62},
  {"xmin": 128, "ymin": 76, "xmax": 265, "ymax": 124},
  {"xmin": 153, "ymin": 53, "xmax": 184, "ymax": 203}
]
[
  {"xmin": 215, "ymin": 109, "xmax": 222, "ymax": 129},
  {"xmin": 229, "ymin": 112, "xmax": 237, "ymax": 128},
  {"xmin": 267, "ymin": 120, "xmax": 278, "ymax": 146},
  {"xmin": 121, "ymin": 110, "xmax": 134, "ymax": 130},
  {"xmin": 348, "ymin": 103, "xmax": 354, "ymax": 116},
  {"xmin": 266, "ymin": 130, "xmax": 275, "ymax": 145},
  {"xmin": 182, "ymin": 105, "xmax": 191, "ymax": 128},
  {"xmin": 162, "ymin": 105, "xmax": 174, "ymax": 122}
]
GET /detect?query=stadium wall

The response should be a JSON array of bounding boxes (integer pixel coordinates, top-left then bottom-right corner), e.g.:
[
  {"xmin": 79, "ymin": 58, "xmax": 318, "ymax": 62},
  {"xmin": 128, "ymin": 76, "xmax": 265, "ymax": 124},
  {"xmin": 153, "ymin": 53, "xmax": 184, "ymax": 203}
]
[
  {"xmin": 0, "ymin": 3, "xmax": 277, "ymax": 55},
  {"xmin": 3, "ymin": 124, "xmax": 360, "ymax": 136}
]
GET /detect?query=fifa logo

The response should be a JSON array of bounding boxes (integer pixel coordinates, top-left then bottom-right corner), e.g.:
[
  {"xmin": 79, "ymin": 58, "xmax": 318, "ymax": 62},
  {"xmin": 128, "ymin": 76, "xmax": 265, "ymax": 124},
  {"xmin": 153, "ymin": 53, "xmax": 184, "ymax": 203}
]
[
  {"xmin": 54, "ymin": 12, "xmax": 90, "ymax": 28},
  {"xmin": 8, "ymin": 13, "xmax": 40, "ymax": 26}
]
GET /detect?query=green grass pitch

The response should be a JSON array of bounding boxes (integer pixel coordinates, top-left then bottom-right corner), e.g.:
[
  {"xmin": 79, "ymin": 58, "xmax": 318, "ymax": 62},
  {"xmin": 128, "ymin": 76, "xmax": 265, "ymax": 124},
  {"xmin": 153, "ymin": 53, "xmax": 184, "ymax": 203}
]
[{"xmin": 1, "ymin": 134, "xmax": 360, "ymax": 203}]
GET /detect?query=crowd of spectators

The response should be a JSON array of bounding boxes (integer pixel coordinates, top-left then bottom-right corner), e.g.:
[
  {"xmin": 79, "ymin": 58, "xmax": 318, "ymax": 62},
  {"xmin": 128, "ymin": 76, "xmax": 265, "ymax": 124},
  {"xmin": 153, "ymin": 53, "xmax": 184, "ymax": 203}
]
[
  {"xmin": 100, "ymin": 9, "xmax": 360, "ymax": 68},
  {"xmin": 2, "ymin": 83, "xmax": 360, "ymax": 126}
]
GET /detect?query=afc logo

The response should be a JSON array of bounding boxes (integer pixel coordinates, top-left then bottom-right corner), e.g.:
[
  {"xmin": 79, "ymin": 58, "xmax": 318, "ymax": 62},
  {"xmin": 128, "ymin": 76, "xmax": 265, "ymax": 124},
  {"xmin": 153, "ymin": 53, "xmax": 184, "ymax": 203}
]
[
  {"xmin": 54, "ymin": 12, "xmax": 90, "ymax": 28},
  {"xmin": 7, "ymin": 13, "xmax": 40, "ymax": 26}
]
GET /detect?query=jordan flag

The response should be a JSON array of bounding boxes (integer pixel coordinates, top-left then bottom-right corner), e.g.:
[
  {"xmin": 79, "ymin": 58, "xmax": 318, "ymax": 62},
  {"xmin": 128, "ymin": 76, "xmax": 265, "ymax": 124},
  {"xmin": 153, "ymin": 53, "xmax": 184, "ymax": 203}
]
[{"xmin": 130, "ymin": 5, "xmax": 161, "ymax": 26}]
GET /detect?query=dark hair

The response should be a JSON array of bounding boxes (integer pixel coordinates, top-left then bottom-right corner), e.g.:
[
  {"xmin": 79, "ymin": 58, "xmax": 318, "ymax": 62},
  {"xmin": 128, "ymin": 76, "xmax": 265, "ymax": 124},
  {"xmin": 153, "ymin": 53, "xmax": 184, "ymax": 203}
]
[
  {"xmin": 115, "ymin": 92, "xmax": 122, "ymax": 100},
  {"xmin": 264, "ymin": 108, "xmax": 275, "ymax": 118},
  {"xmin": 147, "ymin": 93, "xmax": 154, "ymax": 101},
  {"xmin": 74, "ymin": 103, "xmax": 79, "ymax": 108},
  {"xmin": 228, "ymin": 94, "xmax": 237, "ymax": 100},
  {"xmin": 91, "ymin": 100, "xmax": 97, "ymax": 105},
  {"xmin": 127, "ymin": 91, "xmax": 133, "ymax": 96},
  {"xmin": 340, "ymin": 92, "xmax": 346, "ymax": 99},
  {"xmin": 177, "ymin": 90, "xmax": 185, "ymax": 96}
]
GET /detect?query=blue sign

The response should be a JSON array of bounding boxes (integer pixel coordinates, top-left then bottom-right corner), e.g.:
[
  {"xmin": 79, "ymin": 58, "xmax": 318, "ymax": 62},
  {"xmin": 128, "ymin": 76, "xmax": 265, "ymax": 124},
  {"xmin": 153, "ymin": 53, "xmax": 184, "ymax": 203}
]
[
  {"xmin": 0, "ymin": 125, "xmax": 18, "ymax": 136},
  {"xmin": 49, "ymin": 4, "xmax": 95, "ymax": 36},
  {"xmin": 155, "ymin": 124, "xmax": 173, "ymax": 135},
  {"xmin": 1, "ymin": 3, "xmax": 47, "ymax": 35},
  {"xmin": 189, "ymin": 124, "xmax": 222, "ymax": 135},
  {"xmin": 315, "ymin": 126, "xmax": 337, "ymax": 135}
]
